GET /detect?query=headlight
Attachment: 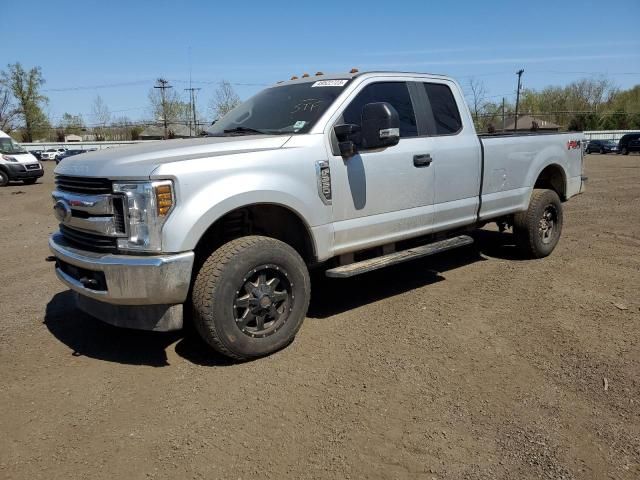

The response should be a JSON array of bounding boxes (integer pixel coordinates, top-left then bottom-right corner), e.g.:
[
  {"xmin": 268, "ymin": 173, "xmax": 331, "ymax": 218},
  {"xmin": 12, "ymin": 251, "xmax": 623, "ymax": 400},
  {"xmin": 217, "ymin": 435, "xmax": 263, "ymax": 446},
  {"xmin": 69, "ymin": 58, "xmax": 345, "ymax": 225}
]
[
  {"xmin": 2, "ymin": 155, "xmax": 18, "ymax": 162},
  {"xmin": 112, "ymin": 180, "xmax": 175, "ymax": 252}
]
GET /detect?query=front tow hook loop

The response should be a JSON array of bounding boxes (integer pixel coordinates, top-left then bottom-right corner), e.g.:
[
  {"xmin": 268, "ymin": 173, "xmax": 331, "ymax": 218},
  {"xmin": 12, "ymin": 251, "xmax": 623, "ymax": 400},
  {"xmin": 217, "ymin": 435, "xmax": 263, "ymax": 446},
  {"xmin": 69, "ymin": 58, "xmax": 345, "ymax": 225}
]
[{"xmin": 45, "ymin": 256, "xmax": 56, "ymax": 262}]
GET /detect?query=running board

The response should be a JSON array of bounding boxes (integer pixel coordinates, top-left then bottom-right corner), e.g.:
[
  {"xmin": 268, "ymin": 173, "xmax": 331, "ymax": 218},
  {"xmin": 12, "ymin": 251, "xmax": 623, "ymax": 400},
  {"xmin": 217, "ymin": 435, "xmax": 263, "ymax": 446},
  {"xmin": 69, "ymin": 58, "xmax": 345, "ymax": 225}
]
[{"xmin": 325, "ymin": 235, "xmax": 474, "ymax": 278}]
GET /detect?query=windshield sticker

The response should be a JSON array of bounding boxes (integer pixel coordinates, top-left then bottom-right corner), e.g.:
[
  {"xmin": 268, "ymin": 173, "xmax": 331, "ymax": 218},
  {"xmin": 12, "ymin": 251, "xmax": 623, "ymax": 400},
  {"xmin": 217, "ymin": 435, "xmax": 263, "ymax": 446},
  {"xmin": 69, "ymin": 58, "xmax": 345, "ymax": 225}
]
[
  {"xmin": 311, "ymin": 80, "xmax": 348, "ymax": 87},
  {"xmin": 293, "ymin": 121, "xmax": 307, "ymax": 130}
]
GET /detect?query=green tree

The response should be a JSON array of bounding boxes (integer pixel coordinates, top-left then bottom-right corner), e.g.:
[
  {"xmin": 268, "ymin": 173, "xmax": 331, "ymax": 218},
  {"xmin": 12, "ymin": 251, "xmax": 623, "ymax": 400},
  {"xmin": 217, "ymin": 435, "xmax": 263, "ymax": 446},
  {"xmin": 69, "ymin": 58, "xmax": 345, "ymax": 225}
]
[
  {"xmin": 0, "ymin": 63, "xmax": 49, "ymax": 141},
  {"xmin": 59, "ymin": 112, "xmax": 85, "ymax": 135}
]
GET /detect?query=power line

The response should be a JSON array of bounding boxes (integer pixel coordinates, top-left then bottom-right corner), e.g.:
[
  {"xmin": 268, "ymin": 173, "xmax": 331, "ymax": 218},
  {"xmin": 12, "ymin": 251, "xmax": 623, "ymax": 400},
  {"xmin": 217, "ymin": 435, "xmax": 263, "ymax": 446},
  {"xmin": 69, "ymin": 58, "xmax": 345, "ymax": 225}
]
[{"xmin": 43, "ymin": 80, "xmax": 152, "ymax": 92}]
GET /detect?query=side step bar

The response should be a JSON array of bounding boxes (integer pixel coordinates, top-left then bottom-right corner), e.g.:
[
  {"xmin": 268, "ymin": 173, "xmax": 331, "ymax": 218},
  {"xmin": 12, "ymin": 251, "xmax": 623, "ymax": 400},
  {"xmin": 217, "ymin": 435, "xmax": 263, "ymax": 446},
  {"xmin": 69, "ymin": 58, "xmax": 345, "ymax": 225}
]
[{"xmin": 325, "ymin": 235, "xmax": 474, "ymax": 278}]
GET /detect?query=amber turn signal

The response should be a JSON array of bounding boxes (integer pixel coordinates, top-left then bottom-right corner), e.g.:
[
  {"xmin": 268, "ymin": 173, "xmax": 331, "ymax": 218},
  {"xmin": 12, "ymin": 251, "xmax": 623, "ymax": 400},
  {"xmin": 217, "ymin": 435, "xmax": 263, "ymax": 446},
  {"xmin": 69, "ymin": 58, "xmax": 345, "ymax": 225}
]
[{"xmin": 155, "ymin": 183, "xmax": 173, "ymax": 216}]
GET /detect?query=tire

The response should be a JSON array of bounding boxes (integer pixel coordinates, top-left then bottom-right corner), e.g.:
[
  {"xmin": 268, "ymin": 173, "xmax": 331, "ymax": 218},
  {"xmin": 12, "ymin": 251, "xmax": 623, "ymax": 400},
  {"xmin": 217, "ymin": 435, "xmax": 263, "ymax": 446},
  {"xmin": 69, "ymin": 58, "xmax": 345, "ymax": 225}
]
[
  {"xmin": 23, "ymin": 178, "xmax": 37, "ymax": 185},
  {"xmin": 513, "ymin": 189, "xmax": 563, "ymax": 259},
  {"xmin": 599, "ymin": 148, "xmax": 605, "ymax": 154},
  {"xmin": 192, "ymin": 235, "xmax": 311, "ymax": 360},
  {"xmin": 621, "ymin": 147, "xmax": 628, "ymax": 155},
  {"xmin": 0, "ymin": 170, "xmax": 9, "ymax": 187}
]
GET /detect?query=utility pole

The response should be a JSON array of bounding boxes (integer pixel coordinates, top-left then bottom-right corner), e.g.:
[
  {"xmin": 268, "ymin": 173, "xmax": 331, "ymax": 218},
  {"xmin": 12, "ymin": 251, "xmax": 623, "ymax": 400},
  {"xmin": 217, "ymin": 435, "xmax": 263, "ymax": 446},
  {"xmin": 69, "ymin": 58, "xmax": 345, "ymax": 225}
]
[
  {"xmin": 502, "ymin": 97, "xmax": 506, "ymax": 132},
  {"xmin": 154, "ymin": 78, "xmax": 172, "ymax": 139},
  {"xmin": 514, "ymin": 69, "xmax": 524, "ymax": 132},
  {"xmin": 184, "ymin": 87, "xmax": 201, "ymax": 137}
]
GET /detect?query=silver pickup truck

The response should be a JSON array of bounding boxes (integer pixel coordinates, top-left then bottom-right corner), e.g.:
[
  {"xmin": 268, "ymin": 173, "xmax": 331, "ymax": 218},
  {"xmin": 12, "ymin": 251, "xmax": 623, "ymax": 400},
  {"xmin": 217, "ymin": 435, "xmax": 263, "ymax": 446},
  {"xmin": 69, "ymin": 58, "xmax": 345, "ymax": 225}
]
[{"xmin": 49, "ymin": 71, "xmax": 586, "ymax": 359}]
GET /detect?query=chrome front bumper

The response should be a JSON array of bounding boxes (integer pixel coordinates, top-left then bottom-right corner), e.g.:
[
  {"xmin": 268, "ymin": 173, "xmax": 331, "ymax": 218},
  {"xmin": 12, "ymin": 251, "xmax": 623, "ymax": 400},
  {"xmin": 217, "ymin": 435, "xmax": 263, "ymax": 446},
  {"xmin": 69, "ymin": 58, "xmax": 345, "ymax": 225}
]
[
  {"xmin": 49, "ymin": 233, "xmax": 194, "ymax": 331},
  {"xmin": 49, "ymin": 233, "xmax": 194, "ymax": 305}
]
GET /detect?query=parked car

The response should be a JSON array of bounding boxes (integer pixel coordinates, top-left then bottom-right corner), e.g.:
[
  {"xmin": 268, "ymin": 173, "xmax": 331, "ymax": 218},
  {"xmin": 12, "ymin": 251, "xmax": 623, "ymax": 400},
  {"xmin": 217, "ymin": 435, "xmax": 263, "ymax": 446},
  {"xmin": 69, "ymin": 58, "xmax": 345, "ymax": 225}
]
[
  {"xmin": 49, "ymin": 70, "xmax": 586, "ymax": 360},
  {"xmin": 40, "ymin": 148, "xmax": 67, "ymax": 161},
  {"xmin": 618, "ymin": 132, "xmax": 640, "ymax": 155},
  {"xmin": 29, "ymin": 150, "xmax": 43, "ymax": 161},
  {"xmin": 56, "ymin": 149, "xmax": 88, "ymax": 164},
  {"xmin": 0, "ymin": 131, "xmax": 44, "ymax": 186},
  {"xmin": 585, "ymin": 139, "xmax": 618, "ymax": 154}
]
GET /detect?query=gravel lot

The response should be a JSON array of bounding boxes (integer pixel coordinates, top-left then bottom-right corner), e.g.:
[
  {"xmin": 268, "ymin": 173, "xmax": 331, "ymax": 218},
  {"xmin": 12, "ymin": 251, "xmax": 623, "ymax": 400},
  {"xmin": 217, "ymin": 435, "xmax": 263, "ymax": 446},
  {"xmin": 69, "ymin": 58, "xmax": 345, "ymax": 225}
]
[{"xmin": 1, "ymin": 154, "xmax": 638, "ymax": 479}]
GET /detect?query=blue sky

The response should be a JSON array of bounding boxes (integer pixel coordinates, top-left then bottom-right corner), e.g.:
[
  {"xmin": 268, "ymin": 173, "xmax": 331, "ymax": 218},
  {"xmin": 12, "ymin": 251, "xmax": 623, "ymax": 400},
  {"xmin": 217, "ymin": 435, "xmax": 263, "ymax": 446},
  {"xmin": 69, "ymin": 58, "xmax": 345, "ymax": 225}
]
[{"xmin": 4, "ymin": 0, "xmax": 639, "ymax": 125}]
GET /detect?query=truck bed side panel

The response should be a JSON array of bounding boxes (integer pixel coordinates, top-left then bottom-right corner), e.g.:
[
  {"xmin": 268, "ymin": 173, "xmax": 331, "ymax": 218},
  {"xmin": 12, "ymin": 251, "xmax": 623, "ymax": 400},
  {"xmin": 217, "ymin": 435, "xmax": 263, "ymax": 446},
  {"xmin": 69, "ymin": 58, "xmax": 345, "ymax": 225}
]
[{"xmin": 479, "ymin": 133, "xmax": 583, "ymax": 220}]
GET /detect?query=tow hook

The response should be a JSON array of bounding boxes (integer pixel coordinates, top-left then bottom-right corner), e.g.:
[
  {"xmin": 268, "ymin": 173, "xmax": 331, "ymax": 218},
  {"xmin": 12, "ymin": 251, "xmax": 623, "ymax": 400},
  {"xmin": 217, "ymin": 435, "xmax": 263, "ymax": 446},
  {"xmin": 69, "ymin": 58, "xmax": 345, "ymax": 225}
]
[
  {"xmin": 45, "ymin": 256, "xmax": 56, "ymax": 262},
  {"xmin": 79, "ymin": 277, "xmax": 99, "ymax": 289}
]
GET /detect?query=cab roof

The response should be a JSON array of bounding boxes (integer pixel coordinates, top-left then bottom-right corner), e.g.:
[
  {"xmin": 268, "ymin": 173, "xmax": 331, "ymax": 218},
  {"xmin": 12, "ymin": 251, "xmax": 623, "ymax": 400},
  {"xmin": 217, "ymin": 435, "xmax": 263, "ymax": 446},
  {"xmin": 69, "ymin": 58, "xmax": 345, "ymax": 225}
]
[{"xmin": 272, "ymin": 70, "xmax": 451, "ymax": 87}]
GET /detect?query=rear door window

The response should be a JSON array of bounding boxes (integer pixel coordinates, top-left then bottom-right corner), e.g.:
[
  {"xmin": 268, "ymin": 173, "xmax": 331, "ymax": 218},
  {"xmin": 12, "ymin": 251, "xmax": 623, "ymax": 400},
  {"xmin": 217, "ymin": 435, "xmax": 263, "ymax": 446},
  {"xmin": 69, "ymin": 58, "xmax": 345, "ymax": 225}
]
[{"xmin": 342, "ymin": 82, "xmax": 418, "ymax": 137}]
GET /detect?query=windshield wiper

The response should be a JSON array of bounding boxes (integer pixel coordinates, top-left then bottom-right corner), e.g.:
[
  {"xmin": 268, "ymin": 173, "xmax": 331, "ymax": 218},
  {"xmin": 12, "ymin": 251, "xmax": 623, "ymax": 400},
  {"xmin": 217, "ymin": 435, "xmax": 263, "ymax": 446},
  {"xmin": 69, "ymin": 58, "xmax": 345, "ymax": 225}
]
[{"xmin": 222, "ymin": 126, "xmax": 267, "ymax": 136}]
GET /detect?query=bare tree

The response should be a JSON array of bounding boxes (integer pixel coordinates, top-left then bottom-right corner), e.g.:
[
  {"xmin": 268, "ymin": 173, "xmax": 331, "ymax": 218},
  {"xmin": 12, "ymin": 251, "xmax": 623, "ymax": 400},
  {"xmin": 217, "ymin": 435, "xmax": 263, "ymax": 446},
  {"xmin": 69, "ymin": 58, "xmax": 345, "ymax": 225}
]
[
  {"xmin": 91, "ymin": 95, "xmax": 111, "ymax": 140},
  {"xmin": 1, "ymin": 63, "xmax": 49, "ymax": 141},
  {"xmin": 466, "ymin": 77, "xmax": 488, "ymax": 123},
  {"xmin": 148, "ymin": 83, "xmax": 187, "ymax": 125},
  {"xmin": 0, "ymin": 87, "xmax": 18, "ymax": 131},
  {"xmin": 209, "ymin": 80, "xmax": 240, "ymax": 120}
]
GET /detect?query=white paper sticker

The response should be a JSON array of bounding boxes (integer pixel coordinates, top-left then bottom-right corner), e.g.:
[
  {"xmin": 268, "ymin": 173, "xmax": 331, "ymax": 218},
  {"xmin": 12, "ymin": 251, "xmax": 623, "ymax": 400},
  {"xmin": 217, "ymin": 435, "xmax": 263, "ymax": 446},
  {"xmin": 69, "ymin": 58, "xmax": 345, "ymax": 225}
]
[
  {"xmin": 311, "ymin": 80, "xmax": 349, "ymax": 87},
  {"xmin": 293, "ymin": 120, "xmax": 306, "ymax": 129}
]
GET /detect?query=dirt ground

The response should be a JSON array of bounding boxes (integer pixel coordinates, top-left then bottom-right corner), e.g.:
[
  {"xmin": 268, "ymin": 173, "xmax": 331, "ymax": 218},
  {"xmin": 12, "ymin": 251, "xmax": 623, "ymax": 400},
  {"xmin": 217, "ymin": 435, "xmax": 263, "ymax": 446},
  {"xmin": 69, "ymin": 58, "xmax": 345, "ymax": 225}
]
[{"xmin": 0, "ymin": 154, "xmax": 638, "ymax": 479}]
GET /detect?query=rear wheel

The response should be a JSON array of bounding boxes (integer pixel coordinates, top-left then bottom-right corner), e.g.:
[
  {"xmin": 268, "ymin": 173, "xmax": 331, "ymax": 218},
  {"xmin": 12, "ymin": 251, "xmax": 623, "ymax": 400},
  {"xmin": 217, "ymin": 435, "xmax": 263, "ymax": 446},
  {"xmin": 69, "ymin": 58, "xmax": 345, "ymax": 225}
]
[
  {"xmin": 0, "ymin": 170, "xmax": 9, "ymax": 187},
  {"xmin": 23, "ymin": 178, "xmax": 37, "ymax": 185},
  {"xmin": 514, "ymin": 189, "xmax": 563, "ymax": 259},
  {"xmin": 192, "ymin": 236, "xmax": 310, "ymax": 360},
  {"xmin": 621, "ymin": 147, "xmax": 629, "ymax": 155},
  {"xmin": 599, "ymin": 147, "xmax": 605, "ymax": 154}
]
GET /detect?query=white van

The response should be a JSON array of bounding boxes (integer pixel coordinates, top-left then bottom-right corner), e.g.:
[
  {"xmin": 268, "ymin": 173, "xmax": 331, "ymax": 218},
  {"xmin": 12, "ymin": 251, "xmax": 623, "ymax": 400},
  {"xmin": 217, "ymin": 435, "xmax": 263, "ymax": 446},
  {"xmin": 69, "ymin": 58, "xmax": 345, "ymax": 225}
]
[{"xmin": 0, "ymin": 131, "xmax": 44, "ymax": 186}]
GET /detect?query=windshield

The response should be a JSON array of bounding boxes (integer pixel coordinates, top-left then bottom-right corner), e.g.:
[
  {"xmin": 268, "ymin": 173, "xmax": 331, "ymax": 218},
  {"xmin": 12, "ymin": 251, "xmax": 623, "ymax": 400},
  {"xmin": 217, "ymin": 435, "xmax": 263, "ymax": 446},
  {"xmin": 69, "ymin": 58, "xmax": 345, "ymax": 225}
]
[
  {"xmin": 207, "ymin": 80, "xmax": 350, "ymax": 136},
  {"xmin": 0, "ymin": 137, "xmax": 27, "ymax": 155}
]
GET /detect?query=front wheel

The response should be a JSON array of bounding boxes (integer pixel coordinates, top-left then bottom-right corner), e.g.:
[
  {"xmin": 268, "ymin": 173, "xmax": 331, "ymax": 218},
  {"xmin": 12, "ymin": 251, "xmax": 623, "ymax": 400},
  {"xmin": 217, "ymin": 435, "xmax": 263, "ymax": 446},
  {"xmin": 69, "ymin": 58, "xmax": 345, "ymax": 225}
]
[
  {"xmin": 621, "ymin": 147, "xmax": 629, "ymax": 155},
  {"xmin": 0, "ymin": 170, "xmax": 9, "ymax": 187},
  {"xmin": 513, "ymin": 189, "xmax": 563, "ymax": 259},
  {"xmin": 192, "ymin": 236, "xmax": 310, "ymax": 360},
  {"xmin": 23, "ymin": 178, "xmax": 38, "ymax": 185}
]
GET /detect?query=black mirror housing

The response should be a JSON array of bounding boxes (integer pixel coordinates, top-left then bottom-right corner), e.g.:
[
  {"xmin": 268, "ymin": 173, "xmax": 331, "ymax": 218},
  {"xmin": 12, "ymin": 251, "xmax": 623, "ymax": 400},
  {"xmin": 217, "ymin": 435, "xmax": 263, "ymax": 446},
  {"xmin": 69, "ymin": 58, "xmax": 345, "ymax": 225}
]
[
  {"xmin": 361, "ymin": 102, "xmax": 400, "ymax": 149},
  {"xmin": 334, "ymin": 123, "xmax": 361, "ymax": 141}
]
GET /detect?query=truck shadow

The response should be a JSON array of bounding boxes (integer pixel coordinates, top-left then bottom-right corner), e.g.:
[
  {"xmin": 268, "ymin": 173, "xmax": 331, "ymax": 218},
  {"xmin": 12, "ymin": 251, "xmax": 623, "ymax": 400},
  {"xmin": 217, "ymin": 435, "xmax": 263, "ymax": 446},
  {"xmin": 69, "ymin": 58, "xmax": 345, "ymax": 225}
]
[
  {"xmin": 471, "ymin": 229, "xmax": 529, "ymax": 261},
  {"xmin": 43, "ymin": 291, "xmax": 234, "ymax": 367}
]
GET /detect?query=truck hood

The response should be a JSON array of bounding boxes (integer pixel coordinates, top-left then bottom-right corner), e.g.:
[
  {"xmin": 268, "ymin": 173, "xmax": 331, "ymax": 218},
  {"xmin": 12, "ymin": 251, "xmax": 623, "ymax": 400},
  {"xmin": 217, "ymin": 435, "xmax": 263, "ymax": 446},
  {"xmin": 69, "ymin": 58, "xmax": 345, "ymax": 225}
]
[{"xmin": 54, "ymin": 135, "xmax": 292, "ymax": 179}]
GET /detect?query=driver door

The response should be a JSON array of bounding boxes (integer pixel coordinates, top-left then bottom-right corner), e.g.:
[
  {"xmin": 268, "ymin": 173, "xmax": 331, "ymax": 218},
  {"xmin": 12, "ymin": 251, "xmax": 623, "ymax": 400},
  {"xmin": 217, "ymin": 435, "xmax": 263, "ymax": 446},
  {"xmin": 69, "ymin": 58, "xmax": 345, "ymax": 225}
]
[{"xmin": 327, "ymin": 81, "xmax": 436, "ymax": 254}]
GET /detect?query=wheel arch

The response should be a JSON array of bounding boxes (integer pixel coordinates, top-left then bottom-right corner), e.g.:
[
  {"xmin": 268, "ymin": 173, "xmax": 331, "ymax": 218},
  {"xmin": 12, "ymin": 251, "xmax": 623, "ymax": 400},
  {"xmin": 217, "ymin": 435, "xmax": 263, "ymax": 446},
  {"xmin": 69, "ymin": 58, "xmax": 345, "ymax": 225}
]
[
  {"xmin": 192, "ymin": 202, "xmax": 318, "ymax": 266},
  {"xmin": 533, "ymin": 163, "xmax": 568, "ymax": 201}
]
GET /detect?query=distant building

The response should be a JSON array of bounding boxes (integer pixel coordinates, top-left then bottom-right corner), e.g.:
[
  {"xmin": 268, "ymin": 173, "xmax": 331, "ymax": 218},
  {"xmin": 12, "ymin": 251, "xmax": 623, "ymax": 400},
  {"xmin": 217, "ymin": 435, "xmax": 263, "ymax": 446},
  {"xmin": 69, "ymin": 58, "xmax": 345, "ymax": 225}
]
[
  {"xmin": 138, "ymin": 123, "xmax": 193, "ymax": 140},
  {"xmin": 504, "ymin": 116, "xmax": 560, "ymax": 132},
  {"xmin": 64, "ymin": 134, "xmax": 82, "ymax": 142}
]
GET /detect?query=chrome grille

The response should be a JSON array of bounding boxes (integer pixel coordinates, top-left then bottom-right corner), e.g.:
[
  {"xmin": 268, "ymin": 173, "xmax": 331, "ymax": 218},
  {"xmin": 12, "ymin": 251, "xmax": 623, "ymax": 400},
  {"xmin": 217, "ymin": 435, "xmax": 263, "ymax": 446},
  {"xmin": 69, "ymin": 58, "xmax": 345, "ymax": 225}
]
[
  {"xmin": 53, "ymin": 177, "xmax": 128, "ymax": 252},
  {"xmin": 55, "ymin": 175, "xmax": 112, "ymax": 194}
]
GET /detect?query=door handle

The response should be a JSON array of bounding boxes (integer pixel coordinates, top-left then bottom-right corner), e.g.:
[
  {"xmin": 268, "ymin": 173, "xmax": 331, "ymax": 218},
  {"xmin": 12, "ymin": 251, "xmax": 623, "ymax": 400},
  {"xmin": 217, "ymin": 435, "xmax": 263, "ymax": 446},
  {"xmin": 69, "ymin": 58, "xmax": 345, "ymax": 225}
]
[{"xmin": 413, "ymin": 154, "xmax": 432, "ymax": 167}]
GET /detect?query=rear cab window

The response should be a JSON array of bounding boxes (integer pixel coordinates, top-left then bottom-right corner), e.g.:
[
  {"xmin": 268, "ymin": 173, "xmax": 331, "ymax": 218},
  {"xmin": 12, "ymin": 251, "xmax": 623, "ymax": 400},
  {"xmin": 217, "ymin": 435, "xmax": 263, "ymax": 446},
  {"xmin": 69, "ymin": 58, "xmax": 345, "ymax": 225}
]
[{"xmin": 421, "ymin": 83, "xmax": 463, "ymax": 135}]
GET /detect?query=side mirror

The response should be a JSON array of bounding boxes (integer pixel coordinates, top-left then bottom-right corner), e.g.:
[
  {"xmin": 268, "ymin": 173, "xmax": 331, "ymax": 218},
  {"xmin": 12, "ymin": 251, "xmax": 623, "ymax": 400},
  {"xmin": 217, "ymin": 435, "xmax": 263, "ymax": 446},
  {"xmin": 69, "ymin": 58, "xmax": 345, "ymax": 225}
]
[
  {"xmin": 361, "ymin": 102, "xmax": 400, "ymax": 149},
  {"xmin": 334, "ymin": 123, "xmax": 361, "ymax": 158}
]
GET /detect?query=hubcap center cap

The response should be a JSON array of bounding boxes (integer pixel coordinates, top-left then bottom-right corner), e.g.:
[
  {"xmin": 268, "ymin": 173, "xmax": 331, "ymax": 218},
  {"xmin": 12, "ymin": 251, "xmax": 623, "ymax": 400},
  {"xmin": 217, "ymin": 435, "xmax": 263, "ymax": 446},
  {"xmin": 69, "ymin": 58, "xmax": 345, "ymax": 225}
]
[{"xmin": 259, "ymin": 296, "xmax": 272, "ymax": 308}]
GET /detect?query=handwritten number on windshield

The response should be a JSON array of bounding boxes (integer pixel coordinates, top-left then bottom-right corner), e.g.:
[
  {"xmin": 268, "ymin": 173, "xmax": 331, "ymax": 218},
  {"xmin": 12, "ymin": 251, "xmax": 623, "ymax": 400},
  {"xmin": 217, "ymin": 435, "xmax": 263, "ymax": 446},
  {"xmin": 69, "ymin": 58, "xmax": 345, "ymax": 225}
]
[{"xmin": 290, "ymin": 99, "xmax": 323, "ymax": 115}]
